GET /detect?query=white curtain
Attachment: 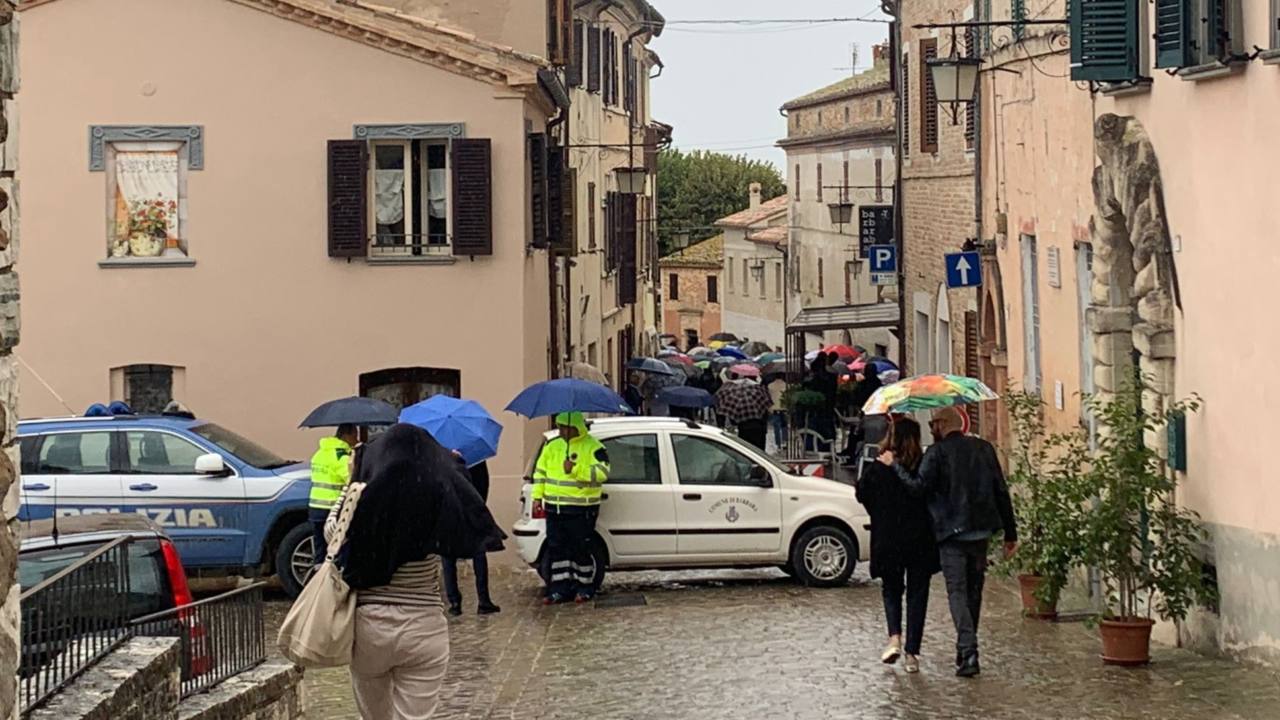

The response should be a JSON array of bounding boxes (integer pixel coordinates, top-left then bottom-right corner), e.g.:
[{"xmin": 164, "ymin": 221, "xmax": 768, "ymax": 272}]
[
  {"xmin": 115, "ymin": 151, "xmax": 179, "ymax": 237},
  {"xmin": 427, "ymin": 168, "xmax": 446, "ymax": 219},
  {"xmin": 375, "ymin": 170, "xmax": 405, "ymax": 225}
]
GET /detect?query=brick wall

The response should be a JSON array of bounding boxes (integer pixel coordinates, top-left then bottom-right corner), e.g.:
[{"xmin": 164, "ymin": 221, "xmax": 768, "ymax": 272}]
[
  {"xmin": 0, "ymin": 3, "xmax": 17, "ymax": 716},
  {"xmin": 899, "ymin": 0, "xmax": 978, "ymax": 375},
  {"xmin": 788, "ymin": 90, "xmax": 893, "ymax": 140},
  {"xmin": 660, "ymin": 265, "xmax": 721, "ymax": 347}
]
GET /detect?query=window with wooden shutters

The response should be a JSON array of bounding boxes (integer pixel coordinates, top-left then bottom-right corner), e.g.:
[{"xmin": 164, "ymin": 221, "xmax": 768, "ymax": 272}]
[
  {"xmin": 901, "ymin": 52, "xmax": 911, "ymax": 158},
  {"xmin": 964, "ymin": 27, "xmax": 977, "ymax": 149},
  {"xmin": 587, "ymin": 26, "xmax": 602, "ymax": 92},
  {"xmin": 1201, "ymin": 0, "xmax": 1240, "ymax": 62},
  {"xmin": 328, "ymin": 140, "xmax": 367, "ymax": 258},
  {"xmin": 669, "ymin": 273, "xmax": 679, "ymax": 300},
  {"xmin": 1155, "ymin": 0, "xmax": 1195, "ymax": 67},
  {"xmin": 842, "ymin": 160, "xmax": 850, "ymax": 202},
  {"xmin": 528, "ymin": 133, "xmax": 548, "ymax": 249},
  {"xmin": 707, "ymin": 275, "xmax": 718, "ymax": 303},
  {"xmin": 451, "ymin": 138, "xmax": 493, "ymax": 256},
  {"xmin": 964, "ymin": 310, "xmax": 981, "ymax": 436},
  {"xmin": 874, "ymin": 159, "xmax": 884, "ymax": 201},
  {"xmin": 608, "ymin": 31, "xmax": 620, "ymax": 107},
  {"xmin": 623, "ymin": 41, "xmax": 634, "ymax": 114},
  {"xmin": 920, "ymin": 38, "xmax": 938, "ymax": 154},
  {"xmin": 547, "ymin": 142, "xmax": 570, "ymax": 252},
  {"xmin": 817, "ymin": 258, "xmax": 825, "ymax": 297},
  {"xmin": 568, "ymin": 20, "xmax": 585, "ymax": 86},
  {"xmin": 1069, "ymin": 0, "xmax": 1142, "ymax": 82},
  {"xmin": 794, "ymin": 164, "xmax": 801, "ymax": 200},
  {"xmin": 816, "ymin": 163, "xmax": 823, "ymax": 202},
  {"xmin": 617, "ymin": 195, "xmax": 638, "ymax": 305}
]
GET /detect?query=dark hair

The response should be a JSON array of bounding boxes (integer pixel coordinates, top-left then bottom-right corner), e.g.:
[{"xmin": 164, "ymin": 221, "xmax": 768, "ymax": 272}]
[
  {"xmin": 880, "ymin": 417, "xmax": 923, "ymax": 471},
  {"xmin": 336, "ymin": 423, "xmax": 358, "ymax": 438}
]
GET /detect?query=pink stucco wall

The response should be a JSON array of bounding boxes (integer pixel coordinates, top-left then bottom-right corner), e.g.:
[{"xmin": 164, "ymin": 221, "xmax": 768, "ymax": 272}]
[{"xmin": 18, "ymin": 0, "xmax": 552, "ymax": 527}]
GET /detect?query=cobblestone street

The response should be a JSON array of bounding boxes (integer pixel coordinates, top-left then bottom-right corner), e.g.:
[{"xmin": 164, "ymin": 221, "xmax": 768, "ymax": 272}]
[{"xmin": 265, "ymin": 561, "xmax": 1280, "ymax": 719}]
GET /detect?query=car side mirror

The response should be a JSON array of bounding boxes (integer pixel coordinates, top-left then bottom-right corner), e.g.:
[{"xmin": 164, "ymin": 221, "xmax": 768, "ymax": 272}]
[
  {"xmin": 195, "ymin": 453, "xmax": 228, "ymax": 476},
  {"xmin": 749, "ymin": 465, "xmax": 772, "ymax": 487}
]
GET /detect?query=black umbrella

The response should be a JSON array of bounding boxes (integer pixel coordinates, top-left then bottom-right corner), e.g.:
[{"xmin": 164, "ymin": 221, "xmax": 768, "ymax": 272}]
[
  {"xmin": 657, "ymin": 386, "xmax": 715, "ymax": 409},
  {"xmin": 709, "ymin": 332, "xmax": 740, "ymax": 342},
  {"xmin": 299, "ymin": 396, "xmax": 399, "ymax": 428},
  {"xmin": 627, "ymin": 357, "xmax": 678, "ymax": 376}
]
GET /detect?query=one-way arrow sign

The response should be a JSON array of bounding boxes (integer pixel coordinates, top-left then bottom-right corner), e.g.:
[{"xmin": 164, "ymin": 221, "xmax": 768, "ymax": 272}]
[{"xmin": 945, "ymin": 251, "xmax": 982, "ymax": 289}]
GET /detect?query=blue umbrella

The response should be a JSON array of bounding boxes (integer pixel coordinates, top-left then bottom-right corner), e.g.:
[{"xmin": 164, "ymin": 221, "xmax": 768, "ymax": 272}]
[
  {"xmin": 716, "ymin": 346, "xmax": 748, "ymax": 360},
  {"xmin": 506, "ymin": 378, "xmax": 634, "ymax": 418},
  {"xmin": 656, "ymin": 386, "xmax": 715, "ymax": 409},
  {"xmin": 626, "ymin": 357, "xmax": 677, "ymax": 375},
  {"xmin": 299, "ymin": 396, "xmax": 398, "ymax": 428},
  {"xmin": 399, "ymin": 395, "xmax": 503, "ymax": 467}
]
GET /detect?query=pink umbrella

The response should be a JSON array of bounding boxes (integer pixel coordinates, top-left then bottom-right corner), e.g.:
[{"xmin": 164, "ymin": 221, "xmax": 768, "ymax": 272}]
[{"xmin": 729, "ymin": 363, "xmax": 761, "ymax": 378}]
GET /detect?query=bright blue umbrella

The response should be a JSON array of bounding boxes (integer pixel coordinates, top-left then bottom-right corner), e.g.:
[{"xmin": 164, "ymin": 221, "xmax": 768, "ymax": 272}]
[
  {"xmin": 716, "ymin": 346, "xmax": 748, "ymax": 360},
  {"xmin": 506, "ymin": 378, "xmax": 634, "ymax": 418},
  {"xmin": 656, "ymin": 386, "xmax": 715, "ymax": 409},
  {"xmin": 399, "ymin": 395, "xmax": 502, "ymax": 467}
]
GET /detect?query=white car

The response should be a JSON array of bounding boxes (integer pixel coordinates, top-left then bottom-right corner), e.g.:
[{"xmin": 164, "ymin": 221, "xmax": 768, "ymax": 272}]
[{"xmin": 511, "ymin": 417, "xmax": 870, "ymax": 588}]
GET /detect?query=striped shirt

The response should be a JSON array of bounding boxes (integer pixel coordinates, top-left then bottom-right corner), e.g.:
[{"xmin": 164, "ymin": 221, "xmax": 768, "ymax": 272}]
[{"xmin": 325, "ymin": 493, "xmax": 445, "ymax": 610}]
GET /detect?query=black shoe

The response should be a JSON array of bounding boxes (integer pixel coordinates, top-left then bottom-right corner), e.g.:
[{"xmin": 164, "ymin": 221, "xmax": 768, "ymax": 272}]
[
  {"xmin": 956, "ymin": 653, "xmax": 981, "ymax": 678},
  {"xmin": 447, "ymin": 603, "xmax": 462, "ymax": 617},
  {"xmin": 477, "ymin": 601, "xmax": 501, "ymax": 615},
  {"xmin": 955, "ymin": 651, "xmax": 963, "ymax": 669}
]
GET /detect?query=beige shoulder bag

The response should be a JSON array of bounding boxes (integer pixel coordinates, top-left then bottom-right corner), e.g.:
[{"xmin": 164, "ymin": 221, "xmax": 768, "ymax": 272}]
[{"xmin": 276, "ymin": 482, "xmax": 364, "ymax": 667}]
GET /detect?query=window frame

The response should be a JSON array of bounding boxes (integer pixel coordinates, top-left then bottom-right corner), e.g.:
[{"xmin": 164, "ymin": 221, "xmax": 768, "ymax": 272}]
[
  {"xmin": 669, "ymin": 272, "xmax": 680, "ymax": 301},
  {"xmin": 32, "ymin": 430, "xmax": 116, "ymax": 475},
  {"xmin": 367, "ymin": 138, "xmax": 452, "ymax": 257},
  {"xmin": 103, "ymin": 140, "xmax": 190, "ymax": 261},
  {"xmin": 707, "ymin": 275, "xmax": 718, "ymax": 303}
]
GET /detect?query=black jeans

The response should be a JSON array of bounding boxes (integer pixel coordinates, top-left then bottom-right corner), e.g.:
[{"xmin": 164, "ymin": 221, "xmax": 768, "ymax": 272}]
[
  {"xmin": 442, "ymin": 553, "xmax": 493, "ymax": 607},
  {"xmin": 309, "ymin": 508, "xmax": 330, "ymax": 567},
  {"xmin": 881, "ymin": 564, "xmax": 932, "ymax": 655},
  {"xmin": 939, "ymin": 540, "xmax": 989, "ymax": 657},
  {"xmin": 544, "ymin": 505, "xmax": 600, "ymax": 599}
]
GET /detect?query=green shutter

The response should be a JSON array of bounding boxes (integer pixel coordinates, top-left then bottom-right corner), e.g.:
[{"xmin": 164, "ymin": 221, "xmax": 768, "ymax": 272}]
[
  {"xmin": 1204, "ymin": 0, "xmax": 1230, "ymax": 61},
  {"xmin": 1070, "ymin": 0, "xmax": 1141, "ymax": 82},
  {"xmin": 1154, "ymin": 0, "xmax": 1195, "ymax": 68}
]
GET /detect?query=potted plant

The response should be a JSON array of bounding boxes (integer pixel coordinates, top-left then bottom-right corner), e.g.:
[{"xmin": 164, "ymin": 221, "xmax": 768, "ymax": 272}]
[
  {"xmin": 1080, "ymin": 378, "xmax": 1212, "ymax": 665},
  {"xmin": 1000, "ymin": 390, "xmax": 1089, "ymax": 619},
  {"xmin": 127, "ymin": 196, "xmax": 176, "ymax": 257}
]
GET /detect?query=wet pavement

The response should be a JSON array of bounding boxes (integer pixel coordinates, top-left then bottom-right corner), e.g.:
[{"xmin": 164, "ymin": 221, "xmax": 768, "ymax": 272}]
[{"xmin": 265, "ymin": 560, "xmax": 1280, "ymax": 719}]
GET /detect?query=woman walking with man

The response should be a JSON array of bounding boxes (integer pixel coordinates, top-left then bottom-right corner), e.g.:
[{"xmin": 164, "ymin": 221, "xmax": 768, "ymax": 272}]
[{"xmin": 856, "ymin": 417, "xmax": 939, "ymax": 673}]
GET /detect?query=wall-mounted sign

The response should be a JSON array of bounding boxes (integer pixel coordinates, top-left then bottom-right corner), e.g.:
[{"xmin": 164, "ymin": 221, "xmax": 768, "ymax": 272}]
[{"xmin": 858, "ymin": 205, "xmax": 894, "ymax": 258}]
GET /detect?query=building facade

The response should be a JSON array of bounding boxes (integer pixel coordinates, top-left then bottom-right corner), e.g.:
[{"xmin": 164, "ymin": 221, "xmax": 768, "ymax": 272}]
[
  {"xmin": 17, "ymin": 0, "xmax": 570, "ymax": 528},
  {"xmin": 0, "ymin": 1, "xmax": 17, "ymax": 714},
  {"xmin": 659, "ymin": 235, "xmax": 722, "ymax": 349},
  {"xmin": 716, "ymin": 186, "xmax": 788, "ymax": 348},
  {"xmin": 898, "ymin": 0, "xmax": 979, "ymax": 379},
  {"xmin": 559, "ymin": 0, "xmax": 666, "ymax": 387},
  {"xmin": 780, "ymin": 44, "xmax": 898, "ymax": 354}
]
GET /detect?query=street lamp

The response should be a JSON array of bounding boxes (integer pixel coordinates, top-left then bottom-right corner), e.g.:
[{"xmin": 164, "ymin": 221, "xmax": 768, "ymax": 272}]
[
  {"xmin": 926, "ymin": 53, "xmax": 982, "ymax": 124},
  {"xmin": 614, "ymin": 167, "xmax": 647, "ymax": 195},
  {"xmin": 827, "ymin": 202, "xmax": 855, "ymax": 226}
]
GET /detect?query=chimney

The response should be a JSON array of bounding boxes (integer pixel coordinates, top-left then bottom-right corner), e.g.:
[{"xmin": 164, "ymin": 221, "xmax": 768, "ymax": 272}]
[
  {"xmin": 872, "ymin": 42, "xmax": 890, "ymax": 69},
  {"xmin": 749, "ymin": 182, "xmax": 762, "ymax": 209}
]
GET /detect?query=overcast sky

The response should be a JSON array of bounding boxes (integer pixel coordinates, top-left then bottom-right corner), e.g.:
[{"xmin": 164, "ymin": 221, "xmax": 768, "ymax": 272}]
[{"xmin": 649, "ymin": 0, "xmax": 892, "ymax": 171}]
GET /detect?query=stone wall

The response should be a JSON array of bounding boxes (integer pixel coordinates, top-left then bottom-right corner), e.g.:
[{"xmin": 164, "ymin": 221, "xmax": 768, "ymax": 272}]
[{"xmin": 0, "ymin": 1, "xmax": 17, "ymax": 717}]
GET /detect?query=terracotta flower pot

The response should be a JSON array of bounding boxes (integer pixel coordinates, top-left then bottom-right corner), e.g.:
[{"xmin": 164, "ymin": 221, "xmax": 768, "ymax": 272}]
[
  {"xmin": 1017, "ymin": 574, "xmax": 1059, "ymax": 620},
  {"xmin": 1099, "ymin": 617, "xmax": 1154, "ymax": 666}
]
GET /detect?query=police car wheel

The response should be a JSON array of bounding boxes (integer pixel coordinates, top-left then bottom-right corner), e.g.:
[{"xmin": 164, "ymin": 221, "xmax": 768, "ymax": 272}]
[
  {"xmin": 790, "ymin": 526, "xmax": 855, "ymax": 588},
  {"xmin": 276, "ymin": 523, "xmax": 314, "ymax": 598}
]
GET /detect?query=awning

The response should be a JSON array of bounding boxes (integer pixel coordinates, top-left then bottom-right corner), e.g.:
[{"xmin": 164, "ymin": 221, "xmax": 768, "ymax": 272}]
[{"xmin": 786, "ymin": 303, "xmax": 898, "ymax": 333}]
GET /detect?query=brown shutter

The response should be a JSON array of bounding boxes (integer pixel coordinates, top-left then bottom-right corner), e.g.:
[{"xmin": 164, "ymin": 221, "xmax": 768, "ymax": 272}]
[
  {"xmin": 327, "ymin": 140, "xmax": 367, "ymax": 258},
  {"xmin": 568, "ymin": 20, "xmax": 585, "ymax": 86},
  {"xmin": 669, "ymin": 272, "xmax": 679, "ymax": 301},
  {"xmin": 587, "ymin": 27, "xmax": 601, "ymax": 93},
  {"xmin": 559, "ymin": 0, "xmax": 573, "ymax": 64},
  {"xmin": 547, "ymin": 142, "xmax": 570, "ymax": 252},
  {"xmin": 964, "ymin": 28, "xmax": 977, "ymax": 150},
  {"xmin": 451, "ymin": 138, "xmax": 493, "ymax": 256},
  {"xmin": 817, "ymin": 163, "xmax": 823, "ymax": 202},
  {"xmin": 528, "ymin": 133, "xmax": 548, "ymax": 249},
  {"xmin": 875, "ymin": 159, "xmax": 884, "ymax": 201},
  {"xmin": 643, "ymin": 126, "xmax": 659, "ymax": 172},
  {"xmin": 965, "ymin": 310, "xmax": 981, "ymax": 435},
  {"xmin": 623, "ymin": 41, "xmax": 634, "ymax": 114},
  {"xmin": 587, "ymin": 181, "xmax": 597, "ymax": 249},
  {"xmin": 617, "ymin": 194, "xmax": 638, "ymax": 305},
  {"xmin": 902, "ymin": 52, "xmax": 911, "ymax": 158},
  {"xmin": 920, "ymin": 39, "xmax": 939, "ymax": 154}
]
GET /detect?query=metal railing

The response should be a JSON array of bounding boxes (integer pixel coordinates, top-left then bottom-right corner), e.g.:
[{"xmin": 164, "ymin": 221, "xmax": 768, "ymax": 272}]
[
  {"xmin": 371, "ymin": 233, "xmax": 450, "ymax": 254},
  {"xmin": 132, "ymin": 583, "xmax": 266, "ymax": 699},
  {"xmin": 19, "ymin": 537, "xmax": 133, "ymax": 714}
]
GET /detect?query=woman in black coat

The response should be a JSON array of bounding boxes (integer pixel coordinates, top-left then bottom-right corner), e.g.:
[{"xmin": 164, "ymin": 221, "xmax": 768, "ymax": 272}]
[
  {"xmin": 441, "ymin": 459, "xmax": 500, "ymax": 615},
  {"xmin": 855, "ymin": 418, "xmax": 939, "ymax": 673}
]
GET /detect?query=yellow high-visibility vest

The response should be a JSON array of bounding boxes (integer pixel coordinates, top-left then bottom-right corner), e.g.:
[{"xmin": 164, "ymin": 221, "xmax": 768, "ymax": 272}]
[
  {"xmin": 531, "ymin": 413, "xmax": 610, "ymax": 507},
  {"xmin": 309, "ymin": 437, "xmax": 352, "ymax": 510}
]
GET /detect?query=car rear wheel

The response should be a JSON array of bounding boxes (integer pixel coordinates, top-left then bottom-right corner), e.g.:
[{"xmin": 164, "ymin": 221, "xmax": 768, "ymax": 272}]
[
  {"xmin": 276, "ymin": 523, "xmax": 315, "ymax": 598},
  {"xmin": 789, "ymin": 526, "xmax": 855, "ymax": 587}
]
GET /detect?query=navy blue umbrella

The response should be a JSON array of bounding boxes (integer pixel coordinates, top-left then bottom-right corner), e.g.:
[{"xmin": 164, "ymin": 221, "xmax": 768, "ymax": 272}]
[
  {"xmin": 716, "ymin": 346, "xmax": 748, "ymax": 360},
  {"xmin": 656, "ymin": 386, "xmax": 715, "ymax": 409},
  {"xmin": 299, "ymin": 396, "xmax": 398, "ymax": 428},
  {"xmin": 626, "ymin": 357, "xmax": 677, "ymax": 375},
  {"xmin": 505, "ymin": 378, "xmax": 634, "ymax": 418}
]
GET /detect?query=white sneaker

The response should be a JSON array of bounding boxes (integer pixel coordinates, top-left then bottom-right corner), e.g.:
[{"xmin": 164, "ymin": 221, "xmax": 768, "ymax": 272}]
[
  {"xmin": 881, "ymin": 640, "xmax": 902, "ymax": 664},
  {"xmin": 903, "ymin": 654, "xmax": 920, "ymax": 673}
]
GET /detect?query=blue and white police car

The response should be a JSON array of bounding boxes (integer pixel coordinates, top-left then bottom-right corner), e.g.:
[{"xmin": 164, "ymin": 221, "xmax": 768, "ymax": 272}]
[{"xmin": 17, "ymin": 407, "xmax": 316, "ymax": 596}]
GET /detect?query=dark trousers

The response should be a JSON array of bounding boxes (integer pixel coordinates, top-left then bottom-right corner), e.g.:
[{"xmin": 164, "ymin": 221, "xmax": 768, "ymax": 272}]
[
  {"xmin": 939, "ymin": 540, "xmax": 988, "ymax": 657},
  {"xmin": 737, "ymin": 418, "xmax": 767, "ymax": 450},
  {"xmin": 309, "ymin": 508, "xmax": 330, "ymax": 567},
  {"xmin": 545, "ymin": 505, "xmax": 600, "ymax": 599},
  {"xmin": 881, "ymin": 564, "xmax": 932, "ymax": 655},
  {"xmin": 442, "ymin": 553, "xmax": 492, "ymax": 607}
]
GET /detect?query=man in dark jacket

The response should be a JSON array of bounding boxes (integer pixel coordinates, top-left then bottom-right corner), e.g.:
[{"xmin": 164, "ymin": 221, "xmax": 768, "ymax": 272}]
[{"xmin": 879, "ymin": 405, "xmax": 1017, "ymax": 678}]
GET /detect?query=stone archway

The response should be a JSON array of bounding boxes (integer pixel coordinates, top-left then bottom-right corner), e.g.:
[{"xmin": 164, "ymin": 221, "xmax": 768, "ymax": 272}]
[{"xmin": 1088, "ymin": 114, "xmax": 1179, "ymax": 457}]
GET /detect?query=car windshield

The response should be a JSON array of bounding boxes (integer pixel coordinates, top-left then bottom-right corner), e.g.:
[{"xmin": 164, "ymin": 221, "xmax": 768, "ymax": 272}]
[
  {"xmin": 189, "ymin": 422, "xmax": 293, "ymax": 469},
  {"xmin": 714, "ymin": 431, "xmax": 792, "ymax": 475}
]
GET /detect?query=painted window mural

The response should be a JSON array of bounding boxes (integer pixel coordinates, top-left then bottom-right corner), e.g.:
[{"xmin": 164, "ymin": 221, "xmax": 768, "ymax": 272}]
[{"xmin": 107, "ymin": 142, "xmax": 187, "ymax": 258}]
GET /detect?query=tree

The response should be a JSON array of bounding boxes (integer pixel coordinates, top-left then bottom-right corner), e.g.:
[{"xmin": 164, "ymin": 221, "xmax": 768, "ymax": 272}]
[{"xmin": 656, "ymin": 149, "xmax": 785, "ymax": 256}]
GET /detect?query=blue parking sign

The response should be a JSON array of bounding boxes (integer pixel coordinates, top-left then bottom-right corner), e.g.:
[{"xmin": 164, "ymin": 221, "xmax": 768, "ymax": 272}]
[
  {"xmin": 869, "ymin": 245, "xmax": 897, "ymax": 273},
  {"xmin": 945, "ymin": 251, "xmax": 982, "ymax": 288}
]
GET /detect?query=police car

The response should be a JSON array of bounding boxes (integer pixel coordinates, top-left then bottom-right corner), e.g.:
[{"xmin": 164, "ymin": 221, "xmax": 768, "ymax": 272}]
[
  {"xmin": 512, "ymin": 417, "xmax": 871, "ymax": 588},
  {"xmin": 17, "ymin": 408, "xmax": 315, "ymax": 596}
]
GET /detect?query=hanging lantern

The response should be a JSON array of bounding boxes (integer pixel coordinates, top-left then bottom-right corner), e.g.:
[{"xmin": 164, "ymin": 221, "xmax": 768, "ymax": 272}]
[
  {"xmin": 828, "ymin": 202, "xmax": 854, "ymax": 225},
  {"xmin": 614, "ymin": 167, "xmax": 648, "ymax": 195},
  {"xmin": 927, "ymin": 55, "xmax": 982, "ymax": 105}
]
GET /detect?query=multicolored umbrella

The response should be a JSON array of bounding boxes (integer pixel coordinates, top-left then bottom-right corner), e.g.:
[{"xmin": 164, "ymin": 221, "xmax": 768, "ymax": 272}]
[
  {"xmin": 822, "ymin": 344, "xmax": 863, "ymax": 362},
  {"xmin": 862, "ymin": 374, "xmax": 999, "ymax": 415}
]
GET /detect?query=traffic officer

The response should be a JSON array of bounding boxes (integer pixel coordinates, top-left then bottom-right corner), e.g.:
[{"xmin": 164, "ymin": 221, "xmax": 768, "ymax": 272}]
[
  {"xmin": 308, "ymin": 424, "xmax": 358, "ymax": 566},
  {"xmin": 531, "ymin": 412, "xmax": 610, "ymax": 604}
]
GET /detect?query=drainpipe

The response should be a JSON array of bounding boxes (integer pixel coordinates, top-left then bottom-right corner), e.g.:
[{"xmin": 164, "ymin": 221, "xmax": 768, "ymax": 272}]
[
  {"xmin": 890, "ymin": 17, "xmax": 907, "ymax": 371},
  {"xmin": 547, "ymin": 72, "xmax": 570, "ymax": 377}
]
